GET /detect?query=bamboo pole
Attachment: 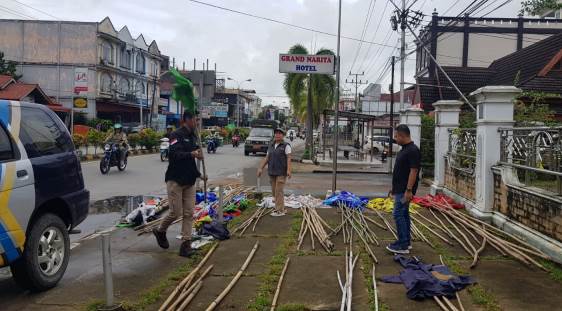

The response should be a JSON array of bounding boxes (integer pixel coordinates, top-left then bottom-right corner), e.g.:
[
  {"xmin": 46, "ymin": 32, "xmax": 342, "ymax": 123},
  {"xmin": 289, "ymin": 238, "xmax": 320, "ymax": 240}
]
[
  {"xmin": 433, "ymin": 296, "xmax": 451, "ymax": 311},
  {"xmin": 159, "ymin": 243, "xmax": 218, "ymax": 311},
  {"xmin": 411, "ymin": 215, "xmax": 453, "ymax": 245},
  {"xmin": 439, "ymin": 255, "xmax": 465, "ymax": 311},
  {"xmin": 270, "ymin": 257, "xmax": 290, "ymax": 311},
  {"xmin": 442, "ymin": 296, "xmax": 460, "ymax": 311},
  {"xmin": 205, "ymin": 242, "xmax": 259, "ymax": 311},
  {"xmin": 169, "ymin": 264, "xmax": 214, "ymax": 310},
  {"xmin": 177, "ymin": 281, "xmax": 203, "ymax": 311},
  {"xmin": 372, "ymin": 264, "xmax": 379, "ymax": 311}
]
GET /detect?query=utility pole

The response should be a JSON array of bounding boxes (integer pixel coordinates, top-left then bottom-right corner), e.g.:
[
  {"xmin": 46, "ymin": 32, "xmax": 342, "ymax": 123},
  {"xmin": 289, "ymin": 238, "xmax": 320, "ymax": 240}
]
[
  {"xmin": 331, "ymin": 0, "xmax": 342, "ymax": 193},
  {"xmin": 346, "ymin": 71, "xmax": 367, "ymax": 113},
  {"xmin": 400, "ymin": 0, "xmax": 406, "ymax": 111},
  {"xmin": 389, "ymin": 56, "xmax": 396, "ymax": 173}
]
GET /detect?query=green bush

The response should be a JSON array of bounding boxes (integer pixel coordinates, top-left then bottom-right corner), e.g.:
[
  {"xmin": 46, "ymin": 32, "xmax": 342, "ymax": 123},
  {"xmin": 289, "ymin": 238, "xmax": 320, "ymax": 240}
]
[
  {"xmin": 139, "ymin": 128, "xmax": 161, "ymax": 150},
  {"xmin": 87, "ymin": 129, "xmax": 105, "ymax": 155},
  {"xmin": 72, "ymin": 134, "xmax": 86, "ymax": 148},
  {"xmin": 87, "ymin": 118, "xmax": 113, "ymax": 131},
  {"xmin": 128, "ymin": 133, "xmax": 140, "ymax": 149},
  {"xmin": 421, "ymin": 114, "xmax": 435, "ymax": 177}
]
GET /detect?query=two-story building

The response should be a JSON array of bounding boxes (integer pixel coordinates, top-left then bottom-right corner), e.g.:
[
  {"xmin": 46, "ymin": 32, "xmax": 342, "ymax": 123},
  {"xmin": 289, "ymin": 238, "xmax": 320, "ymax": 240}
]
[{"xmin": 0, "ymin": 17, "xmax": 166, "ymax": 123}]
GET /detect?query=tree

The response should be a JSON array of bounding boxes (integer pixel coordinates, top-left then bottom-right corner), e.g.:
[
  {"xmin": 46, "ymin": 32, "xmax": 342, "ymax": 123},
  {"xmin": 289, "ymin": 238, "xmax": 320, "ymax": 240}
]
[
  {"xmin": 0, "ymin": 51, "xmax": 20, "ymax": 80},
  {"xmin": 283, "ymin": 44, "xmax": 336, "ymax": 153},
  {"xmin": 520, "ymin": 0, "xmax": 562, "ymax": 16}
]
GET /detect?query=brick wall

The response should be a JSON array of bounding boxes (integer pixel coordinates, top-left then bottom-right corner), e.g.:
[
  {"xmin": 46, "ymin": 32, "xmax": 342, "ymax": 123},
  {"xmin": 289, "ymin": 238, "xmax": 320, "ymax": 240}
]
[
  {"xmin": 444, "ymin": 159, "xmax": 476, "ymax": 201},
  {"xmin": 493, "ymin": 169, "xmax": 562, "ymax": 242}
]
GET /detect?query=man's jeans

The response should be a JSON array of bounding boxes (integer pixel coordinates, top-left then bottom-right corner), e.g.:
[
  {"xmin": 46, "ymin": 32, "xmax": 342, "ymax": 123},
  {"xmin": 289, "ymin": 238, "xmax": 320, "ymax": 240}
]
[{"xmin": 393, "ymin": 193, "xmax": 411, "ymax": 248}]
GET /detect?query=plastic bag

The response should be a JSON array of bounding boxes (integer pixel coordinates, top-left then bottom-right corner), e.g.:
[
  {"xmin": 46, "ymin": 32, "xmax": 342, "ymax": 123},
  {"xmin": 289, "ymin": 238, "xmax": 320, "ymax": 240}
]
[{"xmin": 323, "ymin": 191, "xmax": 368, "ymax": 209}]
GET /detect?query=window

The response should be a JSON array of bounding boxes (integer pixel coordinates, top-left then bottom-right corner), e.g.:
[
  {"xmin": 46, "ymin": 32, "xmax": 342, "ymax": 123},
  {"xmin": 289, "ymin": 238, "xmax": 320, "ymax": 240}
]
[
  {"xmin": 136, "ymin": 53, "xmax": 145, "ymax": 73},
  {"xmin": 119, "ymin": 78, "xmax": 130, "ymax": 94},
  {"xmin": 136, "ymin": 81, "xmax": 145, "ymax": 95},
  {"xmin": 120, "ymin": 48, "xmax": 131, "ymax": 69},
  {"xmin": 19, "ymin": 108, "xmax": 72, "ymax": 158},
  {"xmin": 101, "ymin": 73, "xmax": 112, "ymax": 93},
  {"xmin": 0, "ymin": 125, "xmax": 15, "ymax": 162},
  {"xmin": 102, "ymin": 42, "xmax": 113, "ymax": 64}
]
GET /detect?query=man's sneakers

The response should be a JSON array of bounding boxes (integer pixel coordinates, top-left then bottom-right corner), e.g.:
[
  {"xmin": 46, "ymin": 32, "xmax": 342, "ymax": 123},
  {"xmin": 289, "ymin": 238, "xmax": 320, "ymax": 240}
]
[
  {"xmin": 386, "ymin": 242, "xmax": 410, "ymax": 254},
  {"xmin": 270, "ymin": 211, "xmax": 286, "ymax": 217},
  {"xmin": 153, "ymin": 228, "xmax": 169, "ymax": 249}
]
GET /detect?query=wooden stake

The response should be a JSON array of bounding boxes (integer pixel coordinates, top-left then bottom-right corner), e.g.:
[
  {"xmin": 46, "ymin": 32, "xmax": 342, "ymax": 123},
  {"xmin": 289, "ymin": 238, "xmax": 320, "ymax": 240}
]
[
  {"xmin": 270, "ymin": 257, "xmax": 290, "ymax": 311},
  {"xmin": 205, "ymin": 242, "xmax": 259, "ymax": 311}
]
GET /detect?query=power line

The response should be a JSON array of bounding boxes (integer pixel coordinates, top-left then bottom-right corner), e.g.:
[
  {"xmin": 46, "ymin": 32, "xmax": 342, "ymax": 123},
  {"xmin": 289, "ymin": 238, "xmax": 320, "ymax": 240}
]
[
  {"xmin": 348, "ymin": 0, "xmax": 377, "ymax": 74},
  {"xmin": 185, "ymin": 0, "xmax": 397, "ymax": 49},
  {"xmin": 0, "ymin": 4, "xmax": 36, "ymax": 19},
  {"xmin": 8, "ymin": 0, "xmax": 60, "ymax": 20},
  {"xmin": 355, "ymin": 0, "xmax": 391, "ymax": 73},
  {"xmin": 481, "ymin": 0, "xmax": 513, "ymax": 17}
]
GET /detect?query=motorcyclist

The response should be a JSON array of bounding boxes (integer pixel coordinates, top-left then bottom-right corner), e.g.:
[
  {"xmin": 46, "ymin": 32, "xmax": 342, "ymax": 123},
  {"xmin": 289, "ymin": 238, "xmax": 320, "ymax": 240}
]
[
  {"xmin": 164, "ymin": 125, "xmax": 174, "ymax": 139},
  {"xmin": 105, "ymin": 123, "xmax": 128, "ymax": 165}
]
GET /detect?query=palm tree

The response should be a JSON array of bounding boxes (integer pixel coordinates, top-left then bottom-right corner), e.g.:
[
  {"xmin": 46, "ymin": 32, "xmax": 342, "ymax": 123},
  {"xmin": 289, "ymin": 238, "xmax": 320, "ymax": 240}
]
[{"xmin": 283, "ymin": 44, "xmax": 336, "ymax": 155}]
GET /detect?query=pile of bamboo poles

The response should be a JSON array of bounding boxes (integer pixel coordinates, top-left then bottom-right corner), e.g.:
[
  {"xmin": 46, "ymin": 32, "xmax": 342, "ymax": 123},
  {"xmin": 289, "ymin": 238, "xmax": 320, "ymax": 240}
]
[
  {"xmin": 231, "ymin": 207, "xmax": 272, "ymax": 236},
  {"xmin": 297, "ymin": 204, "xmax": 335, "ymax": 252},
  {"xmin": 335, "ymin": 203, "xmax": 381, "ymax": 263},
  {"xmin": 337, "ymin": 248, "xmax": 359, "ymax": 311},
  {"xmin": 136, "ymin": 184, "xmax": 252, "ymax": 236},
  {"xmin": 424, "ymin": 199, "xmax": 551, "ymax": 270},
  {"xmin": 159, "ymin": 243, "xmax": 218, "ymax": 311}
]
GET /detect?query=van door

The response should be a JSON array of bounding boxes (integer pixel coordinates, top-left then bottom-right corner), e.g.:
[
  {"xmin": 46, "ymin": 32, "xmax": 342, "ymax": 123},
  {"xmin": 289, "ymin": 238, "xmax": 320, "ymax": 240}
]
[{"xmin": 0, "ymin": 102, "xmax": 35, "ymax": 266}]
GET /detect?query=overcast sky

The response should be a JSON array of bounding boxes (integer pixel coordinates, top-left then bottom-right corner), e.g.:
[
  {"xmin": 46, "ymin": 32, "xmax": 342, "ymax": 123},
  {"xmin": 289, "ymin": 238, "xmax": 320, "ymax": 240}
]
[{"xmin": 1, "ymin": 0, "xmax": 523, "ymax": 107}]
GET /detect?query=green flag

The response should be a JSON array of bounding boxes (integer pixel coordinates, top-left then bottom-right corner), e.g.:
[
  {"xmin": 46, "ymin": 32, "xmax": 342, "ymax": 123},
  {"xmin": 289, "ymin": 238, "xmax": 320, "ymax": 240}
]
[{"xmin": 170, "ymin": 68, "xmax": 196, "ymax": 114}]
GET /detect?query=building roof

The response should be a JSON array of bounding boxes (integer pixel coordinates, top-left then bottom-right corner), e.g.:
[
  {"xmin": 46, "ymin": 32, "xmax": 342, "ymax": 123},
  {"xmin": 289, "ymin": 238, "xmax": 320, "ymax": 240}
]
[
  {"xmin": 0, "ymin": 75, "xmax": 14, "ymax": 89},
  {"xmin": 489, "ymin": 32, "xmax": 562, "ymax": 85},
  {"xmin": 418, "ymin": 32, "xmax": 562, "ymax": 108},
  {"xmin": 0, "ymin": 75, "xmax": 55, "ymax": 105}
]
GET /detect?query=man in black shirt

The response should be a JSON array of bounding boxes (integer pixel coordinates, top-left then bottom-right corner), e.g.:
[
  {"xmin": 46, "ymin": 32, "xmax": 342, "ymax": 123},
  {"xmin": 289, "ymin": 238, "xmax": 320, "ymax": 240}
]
[
  {"xmin": 386, "ymin": 124, "xmax": 421, "ymax": 254},
  {"xmin": 153, "ymin": 111, "xmax": 203, "ymax": 257}
]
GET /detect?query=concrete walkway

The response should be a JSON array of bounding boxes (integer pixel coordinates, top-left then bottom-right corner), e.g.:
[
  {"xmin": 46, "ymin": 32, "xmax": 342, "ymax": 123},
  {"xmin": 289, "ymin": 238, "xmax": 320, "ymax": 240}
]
[{"xmin": 2, "ymin": 173, "xmax": 562, "ymax": 311}]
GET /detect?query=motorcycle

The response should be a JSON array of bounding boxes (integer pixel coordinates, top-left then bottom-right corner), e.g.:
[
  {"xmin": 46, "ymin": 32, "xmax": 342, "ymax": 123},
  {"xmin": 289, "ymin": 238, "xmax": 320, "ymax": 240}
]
[
  {"xmin": 100, "ymin": 143, "xmax": 128, "ymax": 174},
  {"xmin": 160, "ymin": 137, "xmax": 170, "ymax": 161},
  {"xmin": 289, "ymin": 134, "xmax": 294, "ymax": 142},
  {"xmin": 232, "ymin": 135, "xmax": 240, "ymax": 148},
  {"xmin": 207, "ymin": 137, "xmax": 218, "ymax": 153}
]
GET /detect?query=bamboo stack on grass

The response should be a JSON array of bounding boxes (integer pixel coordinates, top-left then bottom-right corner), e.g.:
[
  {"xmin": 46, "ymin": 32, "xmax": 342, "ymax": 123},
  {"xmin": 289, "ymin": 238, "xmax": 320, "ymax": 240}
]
[
  {"xmin": 336, "ymin": 204, "xmax": 379, "ymax": 263},
  {"xmin": 297, "ymin": 204, "xmax": 335, "ymax": 252},
  {"xmin": 231, "ymin": 207, "xmax": 272, "ymax": 236}
]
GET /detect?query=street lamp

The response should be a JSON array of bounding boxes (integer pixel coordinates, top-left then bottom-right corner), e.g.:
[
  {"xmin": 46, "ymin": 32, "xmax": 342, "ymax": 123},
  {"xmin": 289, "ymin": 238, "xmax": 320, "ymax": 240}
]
[{"xmin": 227, "ymin": 77, "xmax": 252, "ymax": 127}]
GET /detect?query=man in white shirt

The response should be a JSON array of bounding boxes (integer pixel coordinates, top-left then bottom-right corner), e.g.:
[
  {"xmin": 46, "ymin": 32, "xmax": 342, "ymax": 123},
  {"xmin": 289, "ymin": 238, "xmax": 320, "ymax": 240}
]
[{"xmin": 258, "ymin": 128, "xmax": 292, "ymax": 216}]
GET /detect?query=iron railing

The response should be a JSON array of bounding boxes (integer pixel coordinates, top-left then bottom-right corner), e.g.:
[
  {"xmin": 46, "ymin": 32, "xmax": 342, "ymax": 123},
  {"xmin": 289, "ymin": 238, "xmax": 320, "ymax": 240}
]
[
  {"xmin": 447, "ymin": 128, "xmax": 477, "ymax": 175},
  {"xmin": 499, "ymin": 127, "xmax": 562, "ymax": 195}
]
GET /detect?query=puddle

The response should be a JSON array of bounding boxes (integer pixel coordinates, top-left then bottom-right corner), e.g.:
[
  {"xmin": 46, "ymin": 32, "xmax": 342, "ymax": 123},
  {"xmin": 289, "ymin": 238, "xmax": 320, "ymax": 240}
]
[{"xmin": 89, "ymin": 195, "xmax": 160, "ymax": 215}]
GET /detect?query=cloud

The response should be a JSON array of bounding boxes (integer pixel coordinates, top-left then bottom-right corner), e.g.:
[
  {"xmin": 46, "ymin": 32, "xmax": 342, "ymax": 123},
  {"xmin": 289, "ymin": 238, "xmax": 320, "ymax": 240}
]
[{"xmin": 2, "ymin": 0, "xmax": 522, "ymax": 105}]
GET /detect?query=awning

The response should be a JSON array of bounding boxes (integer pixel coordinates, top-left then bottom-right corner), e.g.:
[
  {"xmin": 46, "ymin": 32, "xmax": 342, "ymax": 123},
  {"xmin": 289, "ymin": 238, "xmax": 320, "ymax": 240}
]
[
  {"xmin": 47, "ymin": 104, "xmax": 71, "ymax": 112},
  {"xmin": 96, "ymin": 101, "xmax": 149, "ymax": 113}
]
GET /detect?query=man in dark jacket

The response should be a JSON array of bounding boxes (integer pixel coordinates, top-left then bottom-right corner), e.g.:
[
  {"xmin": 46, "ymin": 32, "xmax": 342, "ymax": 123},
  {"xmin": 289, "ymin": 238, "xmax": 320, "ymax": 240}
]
[
  {"xmin": 258, "ymin": 128, "xmax": 292, "ymax": 216},
  {"xmin": 153, "ymin": 111, "xmax": 203, "ymax": 257}
]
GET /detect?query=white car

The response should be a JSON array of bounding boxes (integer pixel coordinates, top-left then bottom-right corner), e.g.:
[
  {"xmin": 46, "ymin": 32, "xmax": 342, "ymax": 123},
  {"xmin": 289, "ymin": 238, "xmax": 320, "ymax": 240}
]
[{"xmin": 363, "ymin": 135, "xmax": 401, "ymax": 154}]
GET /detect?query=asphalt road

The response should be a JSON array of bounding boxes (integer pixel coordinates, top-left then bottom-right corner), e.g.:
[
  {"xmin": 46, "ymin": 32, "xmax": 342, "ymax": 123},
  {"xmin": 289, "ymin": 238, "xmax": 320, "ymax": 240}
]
[{"xmin": 82, "ymin": 143, "xmax": 265, "ymax": 202}]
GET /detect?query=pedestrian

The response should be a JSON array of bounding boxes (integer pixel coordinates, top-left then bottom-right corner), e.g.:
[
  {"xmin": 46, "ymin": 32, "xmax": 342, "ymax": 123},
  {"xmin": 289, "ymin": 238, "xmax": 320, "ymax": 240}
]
[
  {"xmin": 153, "ymin": 110, "xmax": 203, "ymax": 258},
  {"xmin": 257, "ymin": 128, "xmax": 292, "ymax": 217},
  {"xmin": 386, "ymin": 124, "xmax": 421, "ymax": 254}
]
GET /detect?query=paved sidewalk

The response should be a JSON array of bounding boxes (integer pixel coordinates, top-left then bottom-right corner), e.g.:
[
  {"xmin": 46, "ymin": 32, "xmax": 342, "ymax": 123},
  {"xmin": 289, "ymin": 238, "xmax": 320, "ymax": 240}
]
[{"xmin": 2, "ymin": 172, "xmax": 562, "ymax": 311}]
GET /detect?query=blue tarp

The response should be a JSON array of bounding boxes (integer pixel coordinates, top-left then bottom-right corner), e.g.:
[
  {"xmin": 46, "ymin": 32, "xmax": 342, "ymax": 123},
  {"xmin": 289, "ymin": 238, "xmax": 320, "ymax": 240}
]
[
  {"xmin": 323, "ymin": 191, "xmax": 369, "ymax": 209},
  {"xmin": 196, "ymin": 192, "xmax": 218, "ymax": 204}
]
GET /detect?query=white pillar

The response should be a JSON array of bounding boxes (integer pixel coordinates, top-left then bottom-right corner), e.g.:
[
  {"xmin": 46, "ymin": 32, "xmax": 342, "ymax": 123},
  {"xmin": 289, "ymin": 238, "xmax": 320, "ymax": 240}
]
[
  {"xmin": 402, "ymin": 107, "xmax": 423, "ymax": 147},
  {"xmin": 430, "ymin": 100, "xmax": 463, "ymax": 195},
  {"xmin": 472, "ymin": 86, "xmax": 520, "ymax": 214}
]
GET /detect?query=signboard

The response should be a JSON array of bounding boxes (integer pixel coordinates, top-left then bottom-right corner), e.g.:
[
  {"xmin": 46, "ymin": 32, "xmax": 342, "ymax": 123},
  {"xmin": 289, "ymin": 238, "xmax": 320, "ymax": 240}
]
[
  {"xmin": 201, "ymin": 103, "xmax": 228, "ymax": 119},
  {"xmin": 74, "ymin": 68, "xmax": 88, "ymax": 95},
  {"xmin": 279, "ymin": 54, "xmax": 335, "ymax": 74},
  {"xmin": 73, "ymin": 97, "xmax": 88, "ymax": 109}
]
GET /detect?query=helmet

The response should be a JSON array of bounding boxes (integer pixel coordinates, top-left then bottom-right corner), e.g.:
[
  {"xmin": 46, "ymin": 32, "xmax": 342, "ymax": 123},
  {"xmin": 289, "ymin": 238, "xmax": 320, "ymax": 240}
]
[
  {"xmin": 114, "ymin": 123, "xmax": 122, "ymax": 129},
  {"xmin": 166, "ymin": 125, "xmax": 173, "ymax": 130}
]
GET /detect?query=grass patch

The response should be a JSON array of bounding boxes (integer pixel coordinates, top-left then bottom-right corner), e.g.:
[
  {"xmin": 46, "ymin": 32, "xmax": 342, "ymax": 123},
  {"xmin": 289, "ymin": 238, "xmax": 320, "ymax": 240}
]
[
  {"xmin": 83, "ymin": 244, "xmax": 214, "ymax": 311},
  {"xmin": 467, "ymin": 286, "xmax": 501, "ymax": 311},
  {"xmin": 541, "ymin": 259, "xmax": 562, "ymax": 284},
  {"xmin": 247, "ymin": 212, "xmax": 301, "ymax": 311},
  {"xmin": 277, "ymin": 303, "xmax": 309, "ymax": 311}
]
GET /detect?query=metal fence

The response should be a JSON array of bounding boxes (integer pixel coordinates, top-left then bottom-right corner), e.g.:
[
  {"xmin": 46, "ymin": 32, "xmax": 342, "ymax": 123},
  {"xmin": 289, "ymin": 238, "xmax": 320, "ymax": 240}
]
[
  {"xmin": 499, "ymin": 127, "xmax": 562, "ymax": 195},
  {"xmin": 447, "ymin": 128, "xmax": 477, "ymax": 175}
]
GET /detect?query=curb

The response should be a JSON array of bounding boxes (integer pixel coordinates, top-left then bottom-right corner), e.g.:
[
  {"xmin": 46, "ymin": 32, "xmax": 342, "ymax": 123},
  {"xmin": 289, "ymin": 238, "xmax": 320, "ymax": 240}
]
[{"xmin": 78, "ymin": 150, "xmax": 159, "ymax": 163}]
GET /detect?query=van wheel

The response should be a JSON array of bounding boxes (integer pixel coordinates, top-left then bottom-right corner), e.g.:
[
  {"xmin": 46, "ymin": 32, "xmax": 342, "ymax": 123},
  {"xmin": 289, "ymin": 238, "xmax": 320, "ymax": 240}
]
[{"xmin": 10, "ymin": 213, "xmax": 70, "ymax": 292}]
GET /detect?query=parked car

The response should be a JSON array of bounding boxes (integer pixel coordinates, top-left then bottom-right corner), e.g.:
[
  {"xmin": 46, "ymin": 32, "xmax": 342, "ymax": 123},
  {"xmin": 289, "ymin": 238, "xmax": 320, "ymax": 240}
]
[
  {"xmin": 0, "ymin": 101, "xmax": 89, "ymax": 291},
  {"xmin": 364, "ymin": 136, "xmax": 401, "ymax": 154}
]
